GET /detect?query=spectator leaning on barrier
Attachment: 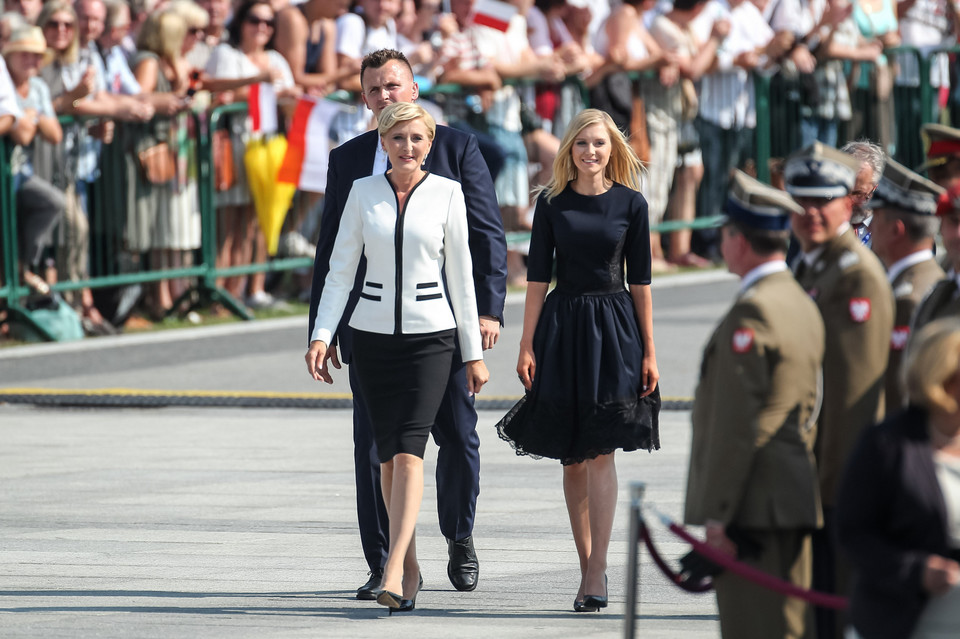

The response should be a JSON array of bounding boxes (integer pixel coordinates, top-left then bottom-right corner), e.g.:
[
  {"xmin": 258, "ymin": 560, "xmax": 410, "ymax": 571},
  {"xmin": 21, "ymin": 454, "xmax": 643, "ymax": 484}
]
[
  {"xmin": 0, "ymin": 10, "xmax": 27, "ymax": 48},
  {"xmin": 685, "ymin": 170, "xmax": 824, "ymax": 639},
  {"xmin": 3, "ymin": 26, "xmax": 66, "ymax": 290},
  {"xmin": 3, "ymin": 0, "xmax": 41, "ymax": 24},
  {"xmin": 129, "ymin": 10, "xmax": 200, "ymax": 319},
  {"xmin": 332, "ymin": 0, "xmax": 400, "ymax": 143},
  {"xmin": 187, "ymin": 0, "xmax": 228, "ymax": 69},
  {"xmin": 593, "ymin": 0, "xmax": 672, "ymax": 271},
  {"xmin": 911, "ymin": 186, "xmax": 960, "ymax": 332},
  {"xmin": 786, "ymin": 141, "xmax": 894, "ymax": 639},
  {"xmin": 694, "ymin": 0, "xmax": 791, "ymax": 263},
  {"xmin": 97, "ymin": 0, "xmax": 141, "ymax": 95},
  {"xmin": 439, "ymin": 0, "xmax": 564, "ymax": 287},
  {"xmin": 866, "ymin": 160, "xmax": 945, "ymax": 414},
  {"xmin": 204, "ymin": 0, "xmax": 298, "ymax": 311},
  {"xmin": 837, "ymin": 317, "xmax": 960, "ymax": 639},
  {"xmin": 38, "ymin": 1, "xmax": 153, "ymax": 335}
]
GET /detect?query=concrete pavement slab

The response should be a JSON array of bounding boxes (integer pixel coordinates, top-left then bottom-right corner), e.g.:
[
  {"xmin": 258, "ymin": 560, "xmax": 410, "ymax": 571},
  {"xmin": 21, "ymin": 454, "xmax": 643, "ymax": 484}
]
[{"xmin": 0, "ymin": 405, "xmax": 718, "ymax": 639}]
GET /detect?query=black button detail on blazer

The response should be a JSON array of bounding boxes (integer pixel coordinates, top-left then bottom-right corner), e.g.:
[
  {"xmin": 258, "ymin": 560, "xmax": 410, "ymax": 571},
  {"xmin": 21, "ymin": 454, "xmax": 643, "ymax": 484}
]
[
  {"xmin": 360, "ymin": 293, "xmax": 382, "ymax": 301},
  {"xmin": 365, "ymin": 281, "xmax": 383, "ymax": 289},
  {"xmin": 416, "ymin": 282, "xmax": 439, "ymax": 289},
  {"xmin": 416, "ymin": 293, "xmax": 443, "ymax": 301}
]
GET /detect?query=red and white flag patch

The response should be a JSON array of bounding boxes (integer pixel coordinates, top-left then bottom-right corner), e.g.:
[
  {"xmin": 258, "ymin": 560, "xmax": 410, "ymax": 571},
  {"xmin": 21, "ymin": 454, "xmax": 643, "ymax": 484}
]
[
  {"xmin": 732, "ymin": 328, "xmax": 754, "ymax": 353},
  {"xmin": 849, "ymin": 298, "xmax": 871, "ymax": 323},
  {"xmin": 891, "ymin": 326, "xmax": 910, "ymax": 351}
]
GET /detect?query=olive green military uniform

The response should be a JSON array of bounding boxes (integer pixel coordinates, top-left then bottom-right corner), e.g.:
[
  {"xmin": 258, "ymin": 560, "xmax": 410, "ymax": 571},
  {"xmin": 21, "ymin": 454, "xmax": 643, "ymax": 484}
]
[
  {"xmin": 793, "ymin": 229, "xmax": 894, "ymax": 506},
  {"xmin": 887, "ymin": 259, "xmax": 944, "ymax": 411},
  {"xmin": 686, "ymin": 269, "xmax": 825, "ymax": 639},
  {"xmin": 912, "ymin": 275, "xmax": 960, "ymax": 332}
]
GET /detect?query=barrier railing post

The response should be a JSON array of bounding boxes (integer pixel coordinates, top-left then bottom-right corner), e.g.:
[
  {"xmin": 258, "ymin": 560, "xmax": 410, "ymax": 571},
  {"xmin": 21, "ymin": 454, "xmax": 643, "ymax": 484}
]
[
  {"xmin": 194, "ymin": 104, "xmax": 252, "ymax": 320},
  {"xmin": 624, "ymin": 481, "xmax": 645, "ymax": 639},
  {"xmin": 753, "ymin": 74, "xmax": 771, "ymax": 184}
]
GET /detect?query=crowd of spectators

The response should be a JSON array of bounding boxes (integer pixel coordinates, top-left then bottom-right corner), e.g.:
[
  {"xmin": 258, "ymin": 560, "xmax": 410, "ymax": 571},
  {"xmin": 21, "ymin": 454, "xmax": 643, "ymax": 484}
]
[{"xmin": 1, "ymin": 0, "xmax": 959, "ymax": 337}]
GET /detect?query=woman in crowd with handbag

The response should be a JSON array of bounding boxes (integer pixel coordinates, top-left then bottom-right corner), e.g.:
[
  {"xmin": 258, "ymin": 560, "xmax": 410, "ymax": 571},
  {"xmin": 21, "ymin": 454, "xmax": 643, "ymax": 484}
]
[
  {"xmin": 496, "ymin": 108, "xmax": 660, "ymax": 614},
  {"xmin": 130, "ymin": 9, "xmax": 198, "ymax": 319},
  {"xmin": 838, "ymin": 317, "xmax": 960, "ymax": 639},
  {"xmin": 306, "ymin": 102, "xmax": 488, "ymax": 613},
  {"xmin": 38, "ymin": 0, "xmax": 153, "ymax": 335},
  {"xmin": 4, "ymin": 26, "xmax": 65, "ymax": 291},
  {"xmin": 204, "ymin": 0, "xmax": 299, "ymax": 311}
]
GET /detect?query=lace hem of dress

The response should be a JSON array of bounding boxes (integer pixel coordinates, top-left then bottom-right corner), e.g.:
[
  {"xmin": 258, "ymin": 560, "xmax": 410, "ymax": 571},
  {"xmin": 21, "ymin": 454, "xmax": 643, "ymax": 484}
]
[{"xmin": 495, "ymin": 390, "xmax": 661, "ymax": 466}]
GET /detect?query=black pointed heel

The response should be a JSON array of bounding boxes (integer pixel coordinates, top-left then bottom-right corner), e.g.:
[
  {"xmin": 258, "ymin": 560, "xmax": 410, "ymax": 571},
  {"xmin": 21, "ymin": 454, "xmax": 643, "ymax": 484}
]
[
  {"xmin": 583, "ymin": 574, "xmax": 608, "ymax": 609},
  {"xmin": 573, "ymin": 597, "xmax": 598, "ymax": 613},
  {"xmin": 376, "ymin": 589, "xmax": 402, "ymax": 611}
]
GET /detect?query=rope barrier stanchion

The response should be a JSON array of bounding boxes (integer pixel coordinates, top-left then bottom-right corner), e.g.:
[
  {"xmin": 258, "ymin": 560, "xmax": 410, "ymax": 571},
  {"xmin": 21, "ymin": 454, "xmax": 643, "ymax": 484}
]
[
  {"xmin": 645, "ymin": 505, "xmax": 849, "ymax": 611},
  {"xmin": 624, "ymin": 481, "xmax": 644, "ymax": 639}
]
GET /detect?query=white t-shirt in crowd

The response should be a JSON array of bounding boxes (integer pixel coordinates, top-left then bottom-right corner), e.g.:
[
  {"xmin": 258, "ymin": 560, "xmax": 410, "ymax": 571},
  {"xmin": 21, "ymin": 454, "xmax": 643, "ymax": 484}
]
[
  {"xmin": 0, "ymin": 57, "xmax": 22, "ymax": 119},
  {"xmin": 336, "ymin": 12, "xmax": 398, "ymax": 59}
]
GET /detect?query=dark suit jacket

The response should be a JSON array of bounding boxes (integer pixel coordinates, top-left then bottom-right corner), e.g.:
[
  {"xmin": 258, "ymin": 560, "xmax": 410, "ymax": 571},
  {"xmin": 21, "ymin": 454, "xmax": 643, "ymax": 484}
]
[
  {"xmin": 307, "ymin": 126, "xmax": 508, "ymax": 361},
  {"xmin": 837, "ymin": 406, "xmax": 956, "ymax": 639}
]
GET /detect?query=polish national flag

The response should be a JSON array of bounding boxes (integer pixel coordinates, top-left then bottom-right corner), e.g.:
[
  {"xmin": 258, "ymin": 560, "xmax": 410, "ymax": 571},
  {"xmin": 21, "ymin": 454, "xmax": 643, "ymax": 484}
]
[
  {"xmin": 471, "ymin": 0, "xmax": 517, "ymax": 32},
  {"xmin": 277, "ymin": 97, "xmax": 341, "ymax": 193},
  {"xmin": 248, "ymin": 82, "xmax": 278, "ymax": 135}
]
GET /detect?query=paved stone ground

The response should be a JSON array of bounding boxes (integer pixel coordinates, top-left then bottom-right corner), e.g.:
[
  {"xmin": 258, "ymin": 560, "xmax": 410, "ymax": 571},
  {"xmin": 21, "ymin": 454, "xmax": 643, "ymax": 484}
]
[{"xmin": 0, "ymin": 405, "xmax": 718, "ymax": 639}]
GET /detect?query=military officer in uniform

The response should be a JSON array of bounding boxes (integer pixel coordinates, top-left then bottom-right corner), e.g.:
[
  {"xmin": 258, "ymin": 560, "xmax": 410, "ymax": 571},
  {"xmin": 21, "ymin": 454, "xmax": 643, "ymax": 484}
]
[
  {"xmin": 912, "ymin": 183, "xmax": 960, "ymax": 332},
  {"xmin": 920, "ymin": 123, "xmax": 960, "ymax": 191},
  {"xmin": 867, "ymin": 159, "xmax": 945, "ymax": 412},
  {"xmin": 685, "ymin": 171, "xmax": 825, "ymax": 639},
  {"xmin": 785, "ymin": 142, "xmax": 895, "ymax": 639}
]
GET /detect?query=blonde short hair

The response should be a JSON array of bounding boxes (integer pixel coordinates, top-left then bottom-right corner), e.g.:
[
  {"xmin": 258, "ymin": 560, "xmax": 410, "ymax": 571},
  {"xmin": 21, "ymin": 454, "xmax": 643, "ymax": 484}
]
[
  {"xmin": 376, "ymin": 102, "xmax": 435, "ymax": 140},
  {"xmin": 137, "ymin": 10, "xmax": 186, "ymax": 65},
  {"xmin": 37, "ymin": 2, "xmax": 79, "ymax": 64},
  {"xmin": 904, "ymin": 318, "xmax": 960, "ymax": 413},
  {"xmin": 167, "ymin": 0, "xmax": 210, "ymax": 28}
]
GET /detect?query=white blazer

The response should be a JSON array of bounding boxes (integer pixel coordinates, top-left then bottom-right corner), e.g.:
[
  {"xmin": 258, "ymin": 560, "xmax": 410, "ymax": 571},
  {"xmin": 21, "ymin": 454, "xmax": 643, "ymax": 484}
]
[{"xmin": 312, "ymin": 172, "xmax": 483, "ymax": 362}]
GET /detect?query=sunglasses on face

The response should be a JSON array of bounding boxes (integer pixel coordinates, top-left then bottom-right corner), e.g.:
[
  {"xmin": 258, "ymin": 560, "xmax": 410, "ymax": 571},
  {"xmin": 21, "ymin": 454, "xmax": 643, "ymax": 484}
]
[
  {"xmin": 244, "ymin": 16, "xmax": 274, "ymax": 27},
  {"xmin": 44, "ymin": 20, "xmax": 75, "ymax": 30},
  {"xmin": 188, "ymin": 27, "xmax": 205, "ymax": 36}
]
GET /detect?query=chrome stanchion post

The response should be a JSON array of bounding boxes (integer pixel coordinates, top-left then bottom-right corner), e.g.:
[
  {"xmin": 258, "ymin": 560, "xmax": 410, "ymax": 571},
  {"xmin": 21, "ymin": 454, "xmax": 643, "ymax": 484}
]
[{"xmin": 624, "ymin": 481, "xmax": 645, "ymax": 639}]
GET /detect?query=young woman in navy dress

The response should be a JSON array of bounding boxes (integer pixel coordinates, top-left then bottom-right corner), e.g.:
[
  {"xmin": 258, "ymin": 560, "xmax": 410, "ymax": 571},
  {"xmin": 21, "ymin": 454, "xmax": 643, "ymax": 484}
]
[{"xmin": 496, "ymin": 108, "xmax": 661, "ymax": 613}]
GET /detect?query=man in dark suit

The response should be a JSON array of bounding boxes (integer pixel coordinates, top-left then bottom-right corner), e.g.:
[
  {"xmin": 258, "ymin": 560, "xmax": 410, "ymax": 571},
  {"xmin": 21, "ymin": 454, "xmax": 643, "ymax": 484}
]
[{"xmin": 305, "ymin": 49, "xmax": 508, "ymax": 598}]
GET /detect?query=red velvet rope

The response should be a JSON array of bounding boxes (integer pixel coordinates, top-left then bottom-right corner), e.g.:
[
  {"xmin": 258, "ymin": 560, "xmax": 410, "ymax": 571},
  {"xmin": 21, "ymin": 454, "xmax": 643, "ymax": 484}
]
[
  {"xmin": 663, "ymin": 520, "xmax": 849, "ymax": 610},
  {"xmin": 639, "ymin": 522, "xmax": 714, "ymax": 593}
]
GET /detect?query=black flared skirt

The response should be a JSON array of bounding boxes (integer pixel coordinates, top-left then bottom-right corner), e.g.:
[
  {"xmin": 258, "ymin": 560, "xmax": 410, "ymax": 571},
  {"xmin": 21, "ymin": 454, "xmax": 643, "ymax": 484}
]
[{"xmin": 496, "ymin": 289, "xmax": 661, "ymax": 465}]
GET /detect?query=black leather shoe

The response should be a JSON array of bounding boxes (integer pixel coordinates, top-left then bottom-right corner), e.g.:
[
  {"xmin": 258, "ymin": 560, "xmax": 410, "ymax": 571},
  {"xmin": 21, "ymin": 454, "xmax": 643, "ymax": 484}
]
[
  {"xmin": 396, "ymin": 573, "xmax": 423, "ymax": 613},
  {"xmin": 447, "ymin": 536, "xmax": 479, "ymax": 591},
  {"xmin": 573, "ymin": 597, "xmax": 598, "ymax": 613},
  {"xmin": 583, "ymin": 574, "xmax": 608, "ymax": 609},
  {"xmin": 357, "ymin": 569, "xmax": 384, "ymax": 600}
]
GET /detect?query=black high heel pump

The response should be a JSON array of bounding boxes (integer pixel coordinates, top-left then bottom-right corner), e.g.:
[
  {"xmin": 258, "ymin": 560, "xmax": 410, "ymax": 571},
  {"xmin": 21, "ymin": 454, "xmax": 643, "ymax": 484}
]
[{"xmin": 582, "ymin": 574, "xmax": 608, "ymax": 610}]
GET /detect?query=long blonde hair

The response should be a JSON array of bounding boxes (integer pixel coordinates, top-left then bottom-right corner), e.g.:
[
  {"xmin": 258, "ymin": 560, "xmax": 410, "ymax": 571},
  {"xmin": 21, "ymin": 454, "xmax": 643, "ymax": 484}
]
[
  {"xmin": 539, "ymin": 109, "xmax": 644, "ymax": 203},
  {"xmin": 37, "ymin": 2, "xmax": 78, "ymax": 65}
]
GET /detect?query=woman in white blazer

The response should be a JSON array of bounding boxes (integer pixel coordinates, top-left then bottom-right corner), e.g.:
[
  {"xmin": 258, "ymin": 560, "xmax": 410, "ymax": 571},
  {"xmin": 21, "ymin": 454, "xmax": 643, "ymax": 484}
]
[{"xmin": 306, "ymin": 102, "xmax": 489, "ymax": 613}]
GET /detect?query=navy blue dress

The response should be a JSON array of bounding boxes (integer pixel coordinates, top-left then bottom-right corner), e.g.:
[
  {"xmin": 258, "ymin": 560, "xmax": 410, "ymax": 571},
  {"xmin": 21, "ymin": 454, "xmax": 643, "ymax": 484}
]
[{"xmin": 496, "ymin": 183, "xmax": 661, "ymax": 465}]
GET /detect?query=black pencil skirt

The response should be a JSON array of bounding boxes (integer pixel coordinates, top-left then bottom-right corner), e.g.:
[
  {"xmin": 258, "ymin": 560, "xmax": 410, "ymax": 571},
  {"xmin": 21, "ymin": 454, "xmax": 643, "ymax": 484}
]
[{"xmin": 350, "ymin": 328, "xmax": 456, "ymax": 463}]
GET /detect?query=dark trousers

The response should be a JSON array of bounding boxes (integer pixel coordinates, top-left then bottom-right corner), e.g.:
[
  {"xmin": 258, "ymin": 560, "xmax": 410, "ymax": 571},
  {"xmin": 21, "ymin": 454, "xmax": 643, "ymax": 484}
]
[
  {"xmin": 694, "ymin": 119, "xmax": 754, "ymax": 257},
  {"xmin": 350, "ymin": 346, "xmax": 481, "ymax": 573},
  {"xmin": 812, "ymin": 506, "xmax": 850, "ymax": 639}
]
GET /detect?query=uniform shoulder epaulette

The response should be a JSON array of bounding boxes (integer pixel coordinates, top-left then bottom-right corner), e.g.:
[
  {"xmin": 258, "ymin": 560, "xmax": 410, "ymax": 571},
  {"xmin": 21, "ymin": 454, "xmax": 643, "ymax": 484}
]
[
  {"xmin": 894, "ymin": 282, "xmax": 914, "ymax": 298},
  {"xmin": 839, "ymin": 250, "xmax": 860, "ymax": 271}
]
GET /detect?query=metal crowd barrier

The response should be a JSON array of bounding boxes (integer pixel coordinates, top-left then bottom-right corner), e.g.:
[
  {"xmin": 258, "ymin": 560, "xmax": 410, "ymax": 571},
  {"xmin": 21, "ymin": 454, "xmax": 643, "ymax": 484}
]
[{"xmin": 1, "ymin": 48, "xmax": 956, "ymax": 340}]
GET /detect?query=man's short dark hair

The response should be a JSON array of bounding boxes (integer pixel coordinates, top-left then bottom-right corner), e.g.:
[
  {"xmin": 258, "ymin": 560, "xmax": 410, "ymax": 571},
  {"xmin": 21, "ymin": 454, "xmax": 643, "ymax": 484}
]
[
  {"xmin": 360, "ymin": 49, "xmax": 413, "ymax": 83},
  {"xmin": 728, "ymin": 222, "xmax": 791, "ymax": 256},
  {"xmin": 882, "ymin": 209, "xmax": 940, "ymax": 243}
]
